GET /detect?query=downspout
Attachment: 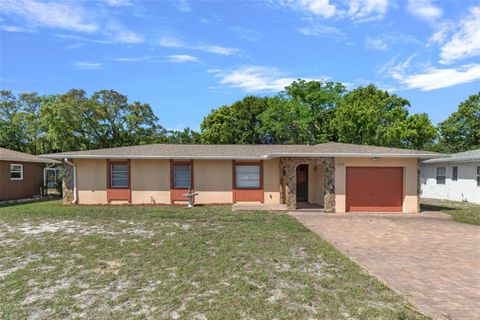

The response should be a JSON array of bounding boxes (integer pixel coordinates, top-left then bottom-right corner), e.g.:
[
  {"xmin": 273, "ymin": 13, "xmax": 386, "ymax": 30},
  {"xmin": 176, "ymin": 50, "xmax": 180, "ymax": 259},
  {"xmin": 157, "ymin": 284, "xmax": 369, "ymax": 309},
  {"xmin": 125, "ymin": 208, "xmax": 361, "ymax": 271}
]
[{"xmin": 64, "ymin": 158, "xmax": 77, "ymax": 204}]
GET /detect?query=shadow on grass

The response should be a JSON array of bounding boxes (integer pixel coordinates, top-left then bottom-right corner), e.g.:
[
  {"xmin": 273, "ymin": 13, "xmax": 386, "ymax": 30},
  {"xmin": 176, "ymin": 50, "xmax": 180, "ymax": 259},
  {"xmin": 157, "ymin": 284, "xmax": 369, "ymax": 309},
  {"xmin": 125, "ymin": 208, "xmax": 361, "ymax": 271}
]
[
  {"xmin": 0, "ymin": 197, "xmax": 61, "ymax": 208},
  {"xmin": 420, "ymin": 203, "xmax": 456, "ymax": 212}
]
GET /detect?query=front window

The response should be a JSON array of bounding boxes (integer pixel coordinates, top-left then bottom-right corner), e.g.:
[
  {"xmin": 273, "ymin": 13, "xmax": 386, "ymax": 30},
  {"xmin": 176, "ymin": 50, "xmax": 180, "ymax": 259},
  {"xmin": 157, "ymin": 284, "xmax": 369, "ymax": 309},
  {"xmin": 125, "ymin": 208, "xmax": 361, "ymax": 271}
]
[
  {"xmin": 436, "ymin": 167, "xmax": 446, "ymax": 185},
  {"xmin": 236, "ymin": 165, "xmax": 260, "ymax": 189},
  {"xmin": 452, "ymin": 166, "xmax": 458, "ymax": 181},
  {"xmin": 174, "ymin": 164, "xmax": 191, "ymax": 188},
  {"xmin": 110, "ymin": 163, "xmax": 129, "ymax": 188},
  {"xmin": 10, "ymin": 164, "xmax": 23, "ymax": 180}
]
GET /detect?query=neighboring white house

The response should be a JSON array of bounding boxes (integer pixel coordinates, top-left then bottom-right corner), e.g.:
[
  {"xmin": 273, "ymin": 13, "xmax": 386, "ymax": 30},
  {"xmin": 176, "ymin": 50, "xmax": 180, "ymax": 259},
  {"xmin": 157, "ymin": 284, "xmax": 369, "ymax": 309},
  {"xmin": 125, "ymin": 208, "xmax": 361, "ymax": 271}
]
[{"xmin": 420, "ymin": 149, "xmax": 480, "ymax": 204}]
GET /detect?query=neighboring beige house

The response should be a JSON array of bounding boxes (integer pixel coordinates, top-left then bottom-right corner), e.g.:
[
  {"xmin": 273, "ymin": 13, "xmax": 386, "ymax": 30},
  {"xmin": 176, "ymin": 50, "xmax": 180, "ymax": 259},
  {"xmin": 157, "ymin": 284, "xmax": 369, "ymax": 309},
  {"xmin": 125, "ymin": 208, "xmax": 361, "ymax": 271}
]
[{"xmin": 41, "ymin": 142, "xmax": 441, "ymax": 213}]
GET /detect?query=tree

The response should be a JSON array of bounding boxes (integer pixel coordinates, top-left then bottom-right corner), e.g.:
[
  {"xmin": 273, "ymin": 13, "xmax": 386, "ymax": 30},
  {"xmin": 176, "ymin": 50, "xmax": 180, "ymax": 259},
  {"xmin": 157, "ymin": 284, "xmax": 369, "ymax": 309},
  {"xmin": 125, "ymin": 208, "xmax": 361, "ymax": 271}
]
[
  {"xmin": 333, "ymin": 84, "xmax": 437, "ymax": 149},
  {"xmin": 200, "ymin": 96, "xmax": 269, "ymax": 144},
  {"xmin": 438, "ymin": 92, "xmax": 480, "ymax": 152},
  {"xmin": 258, "ymin": 96, "xmax": 314, "ymax": 144},
  {"xmin": 165, "ymin": 128, "xmax": 201, "ymax": 144},
  {"xmin": 40, "ymin": 89, "xmax": 167, "ymax": 152},
  {"xmin": 284, "ymin": 80, "xmax": 347, "ymax": 143},
  {"xmin": 0, "ymin": 90, "xmax": 28, "ymax": 152}
]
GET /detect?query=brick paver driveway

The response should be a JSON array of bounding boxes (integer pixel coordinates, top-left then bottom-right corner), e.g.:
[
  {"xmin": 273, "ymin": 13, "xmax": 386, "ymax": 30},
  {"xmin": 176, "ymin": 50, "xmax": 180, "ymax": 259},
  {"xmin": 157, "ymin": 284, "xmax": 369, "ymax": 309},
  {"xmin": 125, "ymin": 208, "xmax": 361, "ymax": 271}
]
[{"xmin": 290, "ymin": 211, "xmax": 480, "ymax": 319}]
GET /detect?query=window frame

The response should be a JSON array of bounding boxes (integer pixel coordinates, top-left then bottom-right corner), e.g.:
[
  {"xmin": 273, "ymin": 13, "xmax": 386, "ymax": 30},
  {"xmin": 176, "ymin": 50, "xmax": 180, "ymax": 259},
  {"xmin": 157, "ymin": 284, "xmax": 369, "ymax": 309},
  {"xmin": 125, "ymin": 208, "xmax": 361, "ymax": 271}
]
[
  {"xmin": 171, "ymin": 160, "xmax": 193, "ymax": 190},
  {"xmin": 108, "ymin": 161, "xmax": 130, "ymax": 189},
  {"xmin": 233, "ymin": 162, "xmax": 263, "ymax": 190},
  {"xmin": 10, "ymin": 163, "xmax": 23, "ymax": 180},
  {"xmin": 452, "ymin": 166, "xmax": 458, "ymax": 181},
  {"xmin": 436, "ymin": 166, "xmax": 446, "ymax": 185},
  {"xmin": 477, "ymin": 166, "xmax": 480, "ymax": 187}
]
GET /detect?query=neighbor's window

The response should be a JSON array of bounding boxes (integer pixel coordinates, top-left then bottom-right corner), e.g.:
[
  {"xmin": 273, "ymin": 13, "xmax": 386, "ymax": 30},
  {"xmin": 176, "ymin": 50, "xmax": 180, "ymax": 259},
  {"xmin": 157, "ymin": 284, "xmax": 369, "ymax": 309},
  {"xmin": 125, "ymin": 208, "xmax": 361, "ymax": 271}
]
[
  {"xmin": 436, "ymin": 167, "xmax": 446, "ymax": 185},
  {"xmin": 477, "ymin": 166, "xmax": 480, "ymax": 187},
  {"xmin": 10, "ymin": 164, "xmax": 23, "ymax": 180},
  {"xmin": 110, "ymin": 163, "xmax": 129, "ymax": 188},
  {"xmin": 452, "ymin": 166, "xmax": 458, "ymax": 181},
  {"xmin": 173, "ymin": 164, "xmax": 191, "ymax": 188},
  {"xmin": 236, "ymin": 165, "xmax": 260, "ymax": 189}
]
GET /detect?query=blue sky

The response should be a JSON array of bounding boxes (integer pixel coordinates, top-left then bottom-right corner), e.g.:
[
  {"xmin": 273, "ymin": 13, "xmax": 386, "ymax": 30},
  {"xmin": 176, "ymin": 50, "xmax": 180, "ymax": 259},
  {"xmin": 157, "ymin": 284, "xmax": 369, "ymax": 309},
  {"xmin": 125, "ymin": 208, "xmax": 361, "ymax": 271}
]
[{"xmin": 0, "ymin": 0, "xmax": 479, "ymax": 131}]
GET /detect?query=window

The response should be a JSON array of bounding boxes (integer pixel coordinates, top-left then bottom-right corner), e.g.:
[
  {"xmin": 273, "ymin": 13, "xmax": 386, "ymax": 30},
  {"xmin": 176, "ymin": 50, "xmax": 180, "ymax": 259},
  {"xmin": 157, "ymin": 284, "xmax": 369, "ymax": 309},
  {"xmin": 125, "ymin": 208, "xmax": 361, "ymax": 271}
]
[
  {"xmin": 10, "ymin": 164, "xmax": 23, "ymax": 180},
  {"xmin": 436, "ymin": 167, "xmax": 446, "ymax": 185},
  {"xmin": 110, "ymin": 163, "xmax": 129, "ymax": 188},
  {"xmin": 477, "ymin": 166, "xmax": 480, "ymax": 187},
  {"xmin": 236, "ymin": 165, "xmax": 260, "ymax": 189},
  {"xmin": 174, "ymin": 164, "xmax": 191, "ymax": 188},
  {"xmin": 452, "ymin": 166, "xmax": 458, "ymax": 181}
]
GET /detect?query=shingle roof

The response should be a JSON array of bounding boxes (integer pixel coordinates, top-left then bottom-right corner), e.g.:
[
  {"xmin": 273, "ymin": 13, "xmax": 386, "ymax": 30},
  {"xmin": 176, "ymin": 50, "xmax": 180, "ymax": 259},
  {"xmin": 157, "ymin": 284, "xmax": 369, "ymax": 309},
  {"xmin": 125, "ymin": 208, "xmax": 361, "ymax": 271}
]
[
  {"xmin": 0, "ymin": 147, "xmax": 58, "ymax": 163},
  {"xmin": 422, "ymin": 149, "xmax": 480, "ymax": 164},
  {"xmin": 40, "ymin": 142, "xmax": 442, "ymax": 160}
]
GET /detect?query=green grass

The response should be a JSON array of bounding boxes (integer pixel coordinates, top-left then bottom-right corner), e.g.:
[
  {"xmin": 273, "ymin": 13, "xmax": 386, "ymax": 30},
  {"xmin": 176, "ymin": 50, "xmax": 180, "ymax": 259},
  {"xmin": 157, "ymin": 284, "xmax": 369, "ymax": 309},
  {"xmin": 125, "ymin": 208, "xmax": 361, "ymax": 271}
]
[
  {"xmin": 0, "ymin": 201, "xmax": 426, "ymax": 319},
  {"xmin": 421, "ymin": 198, "xmax": 480, "ymax": 225}
]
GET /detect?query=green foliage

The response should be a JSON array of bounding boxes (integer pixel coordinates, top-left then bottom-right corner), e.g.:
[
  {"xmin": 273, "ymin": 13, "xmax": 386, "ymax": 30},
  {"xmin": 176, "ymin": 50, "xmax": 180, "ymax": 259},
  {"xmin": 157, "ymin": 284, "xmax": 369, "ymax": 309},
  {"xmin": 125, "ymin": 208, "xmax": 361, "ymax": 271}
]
[
  {"xmin": 201, "ymin": 96, "xmax": 269, "ymax": 144},
  {"xmin": 334, "ymin": 84, "xmax": 437, "ymax": 149},
  {"xmin": 0, "ymin": 89, "xmax": 199, "ymax": 154},
  {"xmin": 1, "ymin": 84, "xmax": 475, "ymax": 153},
  {"xmin": 284, "ymin": 80, "xmax": 347, "ymax": 143},
  {"xmin": 438, "ymin": 92, "xmax": 480, "ymax": 152}
]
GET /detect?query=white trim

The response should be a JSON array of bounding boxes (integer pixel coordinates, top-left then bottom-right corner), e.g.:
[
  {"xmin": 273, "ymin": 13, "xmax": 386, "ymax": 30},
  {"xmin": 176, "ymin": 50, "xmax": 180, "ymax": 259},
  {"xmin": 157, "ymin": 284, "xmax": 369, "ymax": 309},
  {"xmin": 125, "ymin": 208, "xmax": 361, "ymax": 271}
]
[{"xmin": 10, "ymin": 163, "xmax": 23, "ymax": 180}]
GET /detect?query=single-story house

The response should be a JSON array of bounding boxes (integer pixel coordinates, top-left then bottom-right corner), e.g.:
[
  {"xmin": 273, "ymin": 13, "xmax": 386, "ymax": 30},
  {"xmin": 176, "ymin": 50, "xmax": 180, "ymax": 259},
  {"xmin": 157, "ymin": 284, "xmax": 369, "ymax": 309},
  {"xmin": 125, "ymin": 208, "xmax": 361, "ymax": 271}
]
[
  {"xmin": 420, "ymin": 149, "xmax": 480, "ymax": 204},
  {"xmin": 0, "ymin": 147, "xmax": 58, "ymax": 201},
  {"xmin": 41, "ymin": 142, "xmax": 442, "ymax": 213}
]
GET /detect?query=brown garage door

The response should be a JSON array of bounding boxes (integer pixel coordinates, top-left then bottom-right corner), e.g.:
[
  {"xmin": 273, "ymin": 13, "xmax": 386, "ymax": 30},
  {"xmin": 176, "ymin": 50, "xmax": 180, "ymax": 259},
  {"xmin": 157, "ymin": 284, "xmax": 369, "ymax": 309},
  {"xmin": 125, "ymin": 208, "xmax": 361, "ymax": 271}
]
[{"xmin": 346, "ymin": 167, "xmax": 403, "ymax": 212}]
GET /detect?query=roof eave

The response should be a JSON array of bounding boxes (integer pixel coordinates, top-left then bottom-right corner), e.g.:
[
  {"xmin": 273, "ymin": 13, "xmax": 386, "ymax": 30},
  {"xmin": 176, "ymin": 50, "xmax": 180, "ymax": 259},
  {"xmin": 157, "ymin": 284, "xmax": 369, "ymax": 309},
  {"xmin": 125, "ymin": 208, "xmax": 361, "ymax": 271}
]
[{"xmin": 39, "ymin": 154, "xmax": 269, "ymax": 160}]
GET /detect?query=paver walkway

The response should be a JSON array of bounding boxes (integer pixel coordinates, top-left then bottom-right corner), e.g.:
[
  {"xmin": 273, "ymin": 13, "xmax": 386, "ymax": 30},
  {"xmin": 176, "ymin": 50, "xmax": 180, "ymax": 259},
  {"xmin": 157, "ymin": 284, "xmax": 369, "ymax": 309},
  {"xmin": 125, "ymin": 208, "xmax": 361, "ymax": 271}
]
[{"xmin": 290, "ymin": 211, "xmax": 480, "ymax": 319}]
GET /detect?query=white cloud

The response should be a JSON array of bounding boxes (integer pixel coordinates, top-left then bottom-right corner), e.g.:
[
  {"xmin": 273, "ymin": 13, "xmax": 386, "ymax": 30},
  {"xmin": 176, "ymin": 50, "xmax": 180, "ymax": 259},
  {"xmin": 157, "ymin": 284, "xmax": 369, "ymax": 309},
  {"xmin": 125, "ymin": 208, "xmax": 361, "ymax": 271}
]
[
  {"xmin": 427, "ymin": 21, "xmax": 453, "ymax": 46},
  {"xmin": 439, "ymin": 6, "xmax": 480, "ymax": 64},
  {"xmin": 156, "ymin": 36, "xmax": 239, "ymax": 56},
  {"xmin": 114, "ymin": 56, "xmax": 152, "ymax": 62},
  {"xmin": 166, "ymin": 54, "xmax": 199, "ymax": 63},
  {"xmin": 365, "ymin": 33, "xmax": 419, "ymax": 51},
  {"xmin": 298, "ymin": 23, "xmax": 343, "ymax": 36},
  {"xmin": 74, "ymin": 61, "xmax": 103, "ymax": 70},
  {"xmin": 178, "ymin": 0, "xmax": 191, "ymax": 12},
  {"xmin": 348, "ymin": 0, "xmax": 389, "ymax": 22},
  {"xmin": 156, "ymin": 37, "xmax": 186, "ymax": 48},
  {"xmin": 196, "ymin": 44, "xmax": 239, "ymax": 56},
  {"xmin": 0, "ymin": 0, "xmax": 98, "ymax": 32},
  {"xmin": 365, "ymin": 37, "xmax": 388, "ymax": 51},
  {"xmin": 380, "ymin": 55, "xmax": 480, "ymax": 90},
  {"xmin": 407, "ymin": 0, "xmax": 442, "ymax": 21},
  {"xmin": 281, "ymin": 0, "xmax": 389, "ymax": 22},
  {"xmin": 211, "ymin": 66, "xmax": 323, "ymax": 92},
  {"xmin": 104, "ymin": 0, "xmax": 132, "ymax": 6},
  {"xmin": 400, "ymin": 64, "xmax": 480, "ymax": 91},
  {"xmin": 0, "ymin": 24, "xmax": 28, "ymax": 32},
  {"xmin": 110, "ymin": 29, "xmax": 144, "ymax": 44}
]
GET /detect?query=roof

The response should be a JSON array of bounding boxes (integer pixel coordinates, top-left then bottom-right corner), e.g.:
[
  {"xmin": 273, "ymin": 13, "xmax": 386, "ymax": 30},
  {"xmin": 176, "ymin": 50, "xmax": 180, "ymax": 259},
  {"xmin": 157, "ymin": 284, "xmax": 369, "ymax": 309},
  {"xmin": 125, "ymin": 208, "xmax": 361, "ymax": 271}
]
[
  {"xmin": 422, "ymin": 149, "xmax": 480, "ymax": 164},
  {"xmin": 40, "ymin": 142, "xmax": 443, "ymax": 160},
  {"xmin": 0, "ymin": 147, "xmax": 58, "ymax": 163}
]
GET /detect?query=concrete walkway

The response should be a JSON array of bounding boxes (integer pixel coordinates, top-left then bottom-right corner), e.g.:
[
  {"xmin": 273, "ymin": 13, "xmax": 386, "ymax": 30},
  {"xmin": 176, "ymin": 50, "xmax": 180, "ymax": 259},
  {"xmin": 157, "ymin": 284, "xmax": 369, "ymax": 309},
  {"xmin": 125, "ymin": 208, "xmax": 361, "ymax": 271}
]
[{"xmin": 290, "ymin": 211, "xmax": 480, "ymax": 319}]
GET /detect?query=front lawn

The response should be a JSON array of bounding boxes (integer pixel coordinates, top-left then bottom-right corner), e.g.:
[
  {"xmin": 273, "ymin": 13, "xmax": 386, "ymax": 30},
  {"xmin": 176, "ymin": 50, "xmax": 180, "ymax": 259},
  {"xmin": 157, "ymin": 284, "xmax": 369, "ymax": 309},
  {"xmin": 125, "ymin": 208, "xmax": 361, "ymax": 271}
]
[
  {"xmin": 421, "ymin": 198, "xmax": 480, "ymax": 225},
  {"xmin": 0, "ymin": 201, "xmax": 426, "ymax": 319}
]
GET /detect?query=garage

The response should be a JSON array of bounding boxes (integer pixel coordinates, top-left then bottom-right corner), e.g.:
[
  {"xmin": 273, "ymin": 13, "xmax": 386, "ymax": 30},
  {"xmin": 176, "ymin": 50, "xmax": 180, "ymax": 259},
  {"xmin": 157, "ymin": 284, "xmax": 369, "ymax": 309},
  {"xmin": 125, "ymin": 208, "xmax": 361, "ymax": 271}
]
[{"xmin": 346, "ymin": 167, "xmax": 403, "ymax": 212}]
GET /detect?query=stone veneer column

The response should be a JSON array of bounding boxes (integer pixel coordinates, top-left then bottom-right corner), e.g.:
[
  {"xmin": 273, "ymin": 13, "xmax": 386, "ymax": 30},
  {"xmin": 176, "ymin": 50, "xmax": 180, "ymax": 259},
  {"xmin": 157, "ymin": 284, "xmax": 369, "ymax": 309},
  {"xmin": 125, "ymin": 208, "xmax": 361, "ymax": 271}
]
[
  {"xmin": 323, "ymin": 157, "xmax": 336, "ymax": 213},
  {"xmin": 62, "ymin": 160, "xmax": 74, "ymax": 205}
]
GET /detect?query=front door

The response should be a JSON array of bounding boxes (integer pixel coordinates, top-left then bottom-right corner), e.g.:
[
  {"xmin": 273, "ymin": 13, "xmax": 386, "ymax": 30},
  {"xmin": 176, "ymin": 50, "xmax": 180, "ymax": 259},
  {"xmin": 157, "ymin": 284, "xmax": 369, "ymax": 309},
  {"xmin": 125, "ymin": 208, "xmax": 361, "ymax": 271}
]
[{"xmin": 296, "ymin": 165, "xmax": 308, "ymax": 202}]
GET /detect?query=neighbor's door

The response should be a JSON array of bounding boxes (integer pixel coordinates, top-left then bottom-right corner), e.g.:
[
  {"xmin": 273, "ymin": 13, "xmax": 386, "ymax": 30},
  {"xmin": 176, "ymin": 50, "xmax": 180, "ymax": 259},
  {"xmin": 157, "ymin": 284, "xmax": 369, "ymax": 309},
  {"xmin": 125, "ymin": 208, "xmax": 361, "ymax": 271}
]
[{"xmin": 296, "ymin": 165, "xmax": 308, "ymax": 202}]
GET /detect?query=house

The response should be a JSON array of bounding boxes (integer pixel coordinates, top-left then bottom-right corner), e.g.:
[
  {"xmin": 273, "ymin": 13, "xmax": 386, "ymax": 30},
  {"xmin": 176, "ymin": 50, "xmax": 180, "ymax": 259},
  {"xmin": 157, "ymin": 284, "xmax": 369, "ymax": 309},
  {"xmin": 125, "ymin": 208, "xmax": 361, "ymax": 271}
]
[
  {"xmin": 40, "ymin": 142, "xmax": 441, "ymax": 213},
  {"xmin": 0, "ymin": 147, "xmax": 58, "ymax": 201},
  {"xmin": 420, "ymin": 149, "xmax": 480, "ymax": 204}
]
